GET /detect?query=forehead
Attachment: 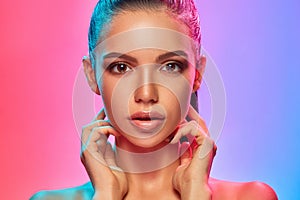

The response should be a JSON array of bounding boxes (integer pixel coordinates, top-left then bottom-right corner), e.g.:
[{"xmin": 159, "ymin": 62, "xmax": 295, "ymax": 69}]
[
  {"xmin": 92, "ymin": 11, "xmax": 196, "ymax": 61},
  {"xmin": 106, "ymin": 10, "xmax": 191, "ymax": 41},
  {"xmin": 94, "ymin": 28, "xmax": 194, "ymax": 57}
]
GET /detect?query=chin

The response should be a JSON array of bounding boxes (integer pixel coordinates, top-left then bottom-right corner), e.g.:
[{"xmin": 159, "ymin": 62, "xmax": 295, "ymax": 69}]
[{"xmin": 119, "ymin": 134, "xmax": 170, "ymax": 152}]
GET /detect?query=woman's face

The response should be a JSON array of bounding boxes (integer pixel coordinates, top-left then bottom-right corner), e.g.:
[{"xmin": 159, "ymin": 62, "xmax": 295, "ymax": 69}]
[{"xmin": 92, "ymin": 10, "xmax": 199, "ymax": 150}]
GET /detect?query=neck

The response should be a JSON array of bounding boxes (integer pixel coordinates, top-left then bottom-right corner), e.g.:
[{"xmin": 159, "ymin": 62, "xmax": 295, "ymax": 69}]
[
  {"xmin": 115, "ymin": 137, "xmax": 179, "ymax": 173},
  {"xmin": 114, "ymin": 137, "xmax": 181, "ymax": 198},
  {"xmin": 125, "ymin": 160, "xmax": 180, "ymax": 199}
]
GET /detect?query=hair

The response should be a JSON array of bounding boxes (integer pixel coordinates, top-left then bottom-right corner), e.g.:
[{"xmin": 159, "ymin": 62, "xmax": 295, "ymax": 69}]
[{"xmin": 88, "ymin": 0, "xmax": 200, "ymax": 112}]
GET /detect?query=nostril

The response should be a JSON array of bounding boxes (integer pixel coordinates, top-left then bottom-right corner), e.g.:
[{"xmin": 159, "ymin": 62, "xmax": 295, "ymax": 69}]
[
  {"xmin": 134, "ymin": 84, "xmax": 159, "ymax": 104},
  {"xmin": 135, "ymin": 96, "xmax": 158, "ymax": 104}
]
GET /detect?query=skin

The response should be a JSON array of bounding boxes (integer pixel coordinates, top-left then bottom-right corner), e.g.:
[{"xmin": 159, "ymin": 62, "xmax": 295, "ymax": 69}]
[{"xmin": 30, "ymin": 10, "xmax": 278, "ymax": 200}]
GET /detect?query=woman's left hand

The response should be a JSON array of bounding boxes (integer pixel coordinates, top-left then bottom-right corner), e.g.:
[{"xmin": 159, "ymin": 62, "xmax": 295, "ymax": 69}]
[{"xmin": 171, "ymin": 105, "xmax": 217, "ymax": 200}]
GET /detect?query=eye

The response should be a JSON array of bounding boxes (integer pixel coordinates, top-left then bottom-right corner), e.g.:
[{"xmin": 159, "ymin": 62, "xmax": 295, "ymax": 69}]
[
  {"xmin": 160, "ymin": 62, "xmax": 184, "ymax": 73},
  {"xmin": 109, "ymin": 62, "xmax": 133, "ymax": 74}
]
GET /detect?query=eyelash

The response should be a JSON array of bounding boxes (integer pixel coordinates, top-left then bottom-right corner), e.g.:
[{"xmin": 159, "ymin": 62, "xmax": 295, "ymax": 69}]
[
  {"xmin": 107, "ymin": 60, "xmax": 186, "ymax": 74},
  {"xmin": 160, "ymin": 61, "xmax": 185, "ymax": 73},
  {"xmin": 107, "ymin": 62, "xmax": 133, "ymax": 74}
]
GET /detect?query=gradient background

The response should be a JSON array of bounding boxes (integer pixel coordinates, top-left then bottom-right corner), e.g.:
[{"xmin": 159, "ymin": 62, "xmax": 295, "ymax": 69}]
[{"xmin": 0, "ymin": 0, "xmax": 299, "ymax": 199}]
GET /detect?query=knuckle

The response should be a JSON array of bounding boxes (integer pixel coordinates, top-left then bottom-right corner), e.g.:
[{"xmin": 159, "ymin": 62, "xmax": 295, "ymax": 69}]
[
  {"xmin": 189, "ymin": 120, "xmax": 197, "ymax": 126},
  {"xmin": 91, "ymin": 126, "xmax": 100, "ymax": 133},
  {"xmin": 81, "ymin": 123, "xmax": 91, "ymax": 132},
  {"xmin": 190, "ymin": 120, "xmax": 203, "ymax": 132},
  {"xmin": 186, "ymin": 120, "xmax": 195, "ymax": 128},
  {"xmin": 96, "ymin": 120, "xmax": 102, "ymax": 127},
  {"xmin": 81, "ymin": 125, "xmax": 91, "ymax": 139}
]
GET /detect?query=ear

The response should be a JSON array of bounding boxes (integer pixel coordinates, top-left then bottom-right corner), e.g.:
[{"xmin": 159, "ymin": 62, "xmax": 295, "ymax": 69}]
[
  {"xmin": 82, "ymin": 56, "xmax": 100, "ymax": 95},
  {"xmin": 193, "ymin": 55, "xmax": 206, "ymax": 92}
]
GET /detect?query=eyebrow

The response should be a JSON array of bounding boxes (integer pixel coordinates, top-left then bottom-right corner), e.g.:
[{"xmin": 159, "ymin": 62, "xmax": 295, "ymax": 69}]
[
  {"xmin": 157, "ymin": 50, "xmax": 188, "ymax": 61},
  {"xmin": 102, "ymin": 50, "xmax": 189, "ymax": 63},
  {"xmin": 103, "ymin": 52, "xmax": 138, "ymax": 63}
]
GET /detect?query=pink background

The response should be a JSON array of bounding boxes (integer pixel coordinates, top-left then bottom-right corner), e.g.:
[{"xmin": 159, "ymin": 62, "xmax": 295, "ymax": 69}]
[{"xmin": 0, "ymin": 0, "xmax": 299, "ymax": 199}]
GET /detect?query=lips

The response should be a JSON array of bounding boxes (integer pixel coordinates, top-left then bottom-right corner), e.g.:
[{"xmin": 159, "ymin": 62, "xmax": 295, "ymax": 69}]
[{"xmin": 129, "ymin": 111, "xmax": 165, "ymax": 132}]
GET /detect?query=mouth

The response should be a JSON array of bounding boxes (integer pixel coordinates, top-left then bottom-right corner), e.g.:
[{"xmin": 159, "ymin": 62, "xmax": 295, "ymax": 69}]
[{"xmin": 129, "ymin": 111, "xmax": 165, "ymax": 132}]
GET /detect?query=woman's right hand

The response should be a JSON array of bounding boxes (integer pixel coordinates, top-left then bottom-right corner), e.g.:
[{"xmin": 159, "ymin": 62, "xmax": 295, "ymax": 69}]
[{"xmin": 80, "ymin": 108, "xmax": 128, "ymax": 200}]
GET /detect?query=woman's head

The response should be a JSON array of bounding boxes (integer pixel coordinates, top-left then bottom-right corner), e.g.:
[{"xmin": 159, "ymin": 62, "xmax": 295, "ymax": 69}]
[{"xmin": 83, "ymin": 0, "xmax": 206, "ymax": 150}]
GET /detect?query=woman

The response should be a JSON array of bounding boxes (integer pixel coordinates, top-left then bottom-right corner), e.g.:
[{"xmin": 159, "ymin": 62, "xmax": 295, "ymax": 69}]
[{"xmin": 31, "ymin": 0, "xmax": 278, "ymax": 199}]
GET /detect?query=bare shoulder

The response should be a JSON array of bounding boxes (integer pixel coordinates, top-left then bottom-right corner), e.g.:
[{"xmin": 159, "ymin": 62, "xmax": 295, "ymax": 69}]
[
  {"xmin": 30, "ymin": 182, "xmax": 94, "ymax": 200},
  {"xmin": 209, "ymin": 178, "xmax": 278, "ymax": 200}
]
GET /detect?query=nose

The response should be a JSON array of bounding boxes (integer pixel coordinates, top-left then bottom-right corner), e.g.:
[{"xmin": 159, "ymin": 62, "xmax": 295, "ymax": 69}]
[{"xmin": 134, "ymin": 83, "xmax": 159, "ymax": 104}]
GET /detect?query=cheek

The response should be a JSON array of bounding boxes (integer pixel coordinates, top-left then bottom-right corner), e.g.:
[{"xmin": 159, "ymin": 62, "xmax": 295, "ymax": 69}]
[
  {"xmin": 172, "ymin": 85, "xmax": 192, "ymax": 121},
  {"xmin": 100, "ymin": 75, "xmax": 118, "ymax": 121},
  {"xmin": 161, "ymin": 90, "xmax": 182, "ymax": 128},
  {"xmin": 161, "ymin": 75, "xmax": 193, "ymax": 121}
]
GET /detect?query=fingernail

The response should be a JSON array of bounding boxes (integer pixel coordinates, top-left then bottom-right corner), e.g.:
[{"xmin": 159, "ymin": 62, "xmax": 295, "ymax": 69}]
[
  {"xmin": 198, "ymin": 138, "xmax": 213, "ymax": 159},
  {"xmin": 82, "ymin": 56, "xmax": 88, "ymax": 61},
  {"xmin": 170, "ymin": 137, "xmax": 178, "ymax": 144}
]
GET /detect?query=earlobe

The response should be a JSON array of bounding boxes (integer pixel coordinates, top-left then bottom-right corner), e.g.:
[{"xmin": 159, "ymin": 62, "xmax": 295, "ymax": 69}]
[
  {"xmin": 193, "ymin": 70, "xmax": 201, "ymax": 92},
  {"xmin": 82, "ymin": 56, "xmax": 100, "ymax": 95}
]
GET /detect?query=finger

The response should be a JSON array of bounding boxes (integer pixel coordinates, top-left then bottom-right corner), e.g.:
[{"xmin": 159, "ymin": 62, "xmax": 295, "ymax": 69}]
[
  {"xmin": 88, "ymin": 126, "xmax": 119, "ymax": 143},
  {"xmin": 104, "ymin": 143, "xmax": 124, "ymax": 172},
  {"xmin": 82, "ymin": 126, "xmax": 119, "ymax": 152},
  {"xmin": 81, "ymin": 145, "xmax": 107, "ymax": 168},
  {"xmin": 166, "ymin": 119, "xmax": 187, "ymax": 143},
  {"xmin": 104, "ymin": 143, "xmax": 117, "ymax": 166},
  {"xmin": 93, "ymin": 107, "xmax": 106, "ymax": 121},
  {"xmin": 81, "ymin": 120, "xmax": 111, "ymax": 144},
  {"xmin": 190, "ymin": 135, "xmax": 214, "ymax": 156},
  {"xmin": 83, "ymin": 120, "xmax": 111, "ymax": 133},
  {"xmin": 198, "ymin": 138, "xmax": 216, "ymax": 159},
  {"xmin": 189, "ymin": 137, "xmax": 216, "ymax": 174},
  {"xmin": 81, "ymin": 135, "xmax": 107, "ymax": 167},
  {"xmin": 170, "ymin": 121, "xmax": 206, "ymax": 144},
  {"xmin": 104, "ymin": 143, "xmax": 115, "ymax": 165},
  {"xmin": 96, "ymin": 133, "xmax": 109, "ymax": 155},
  {"xmin": 82, "ymin": 128, "xmax": 108, "ymax": 154},
  {"xmin": 187, "ymin": 105, "xmax": 209, "ymax": 135},
  {"xmin": 179, "ymin": 142, "xmax": 192, "ymax": 166},
  {"xmin": 180, "ymin": 119, "xmax": 188, "ymax": 124},
  {"xmin": 82, "ymin": 128, "xmax": 115, "ymax": 167}
]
